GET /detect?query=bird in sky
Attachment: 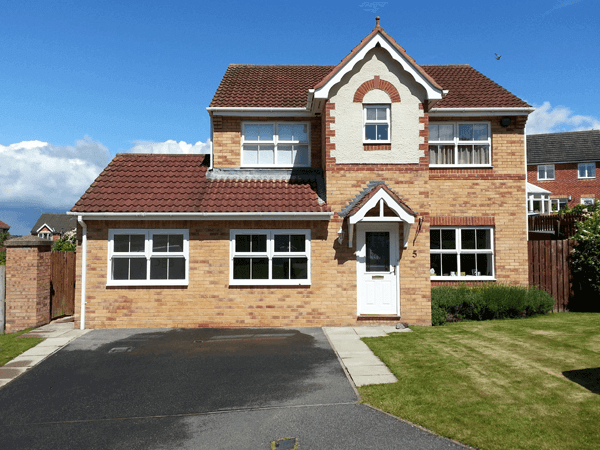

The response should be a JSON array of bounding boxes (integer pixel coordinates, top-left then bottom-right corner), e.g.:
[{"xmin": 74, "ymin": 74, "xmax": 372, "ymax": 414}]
[{"xmin": 495, "ymin": 53, "xmax": 502, "ymax": 60}]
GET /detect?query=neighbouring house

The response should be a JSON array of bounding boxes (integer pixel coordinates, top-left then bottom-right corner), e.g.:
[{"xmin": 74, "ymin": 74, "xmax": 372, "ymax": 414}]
[
  {"xmin": 0, "ymin": 220, "xmax": 9, "ymax": 234},
  {"xmin": 69, "ymin": 18, "xmax": 533, "ymax": 329},
  {"xmin": 527, "ymin": 130, "xmax": 600, "ymax": 211},
  {"xmin": 31, "ymin": 213, "xmax": 77, "ymax": 241}
]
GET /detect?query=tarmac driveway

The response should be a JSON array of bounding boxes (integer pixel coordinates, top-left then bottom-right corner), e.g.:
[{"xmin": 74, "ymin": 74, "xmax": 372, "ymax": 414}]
[{"xmin": 0, "ymin": 327, "xmax": 468, "ymax": 449}]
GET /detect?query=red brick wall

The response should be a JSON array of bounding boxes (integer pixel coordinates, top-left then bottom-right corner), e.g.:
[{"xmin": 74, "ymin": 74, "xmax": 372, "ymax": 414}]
[{"xmin": 527, "ymin": 163, "xmax": 599, "ymax": 207}]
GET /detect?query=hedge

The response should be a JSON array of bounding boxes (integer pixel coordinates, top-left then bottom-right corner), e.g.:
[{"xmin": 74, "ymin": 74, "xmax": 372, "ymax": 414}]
[{"xmin": 431, "ymin": 284, "xmax": 555, "ymax": 326}]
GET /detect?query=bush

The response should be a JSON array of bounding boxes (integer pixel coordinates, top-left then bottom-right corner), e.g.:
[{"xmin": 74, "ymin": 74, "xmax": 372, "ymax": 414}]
[
  {"xmin": 431, "ymin": 284, "xmax": 554, "ymax": 325},
  {"xmin": 52, "ymin": 232, "xmax": 76, "ymax": 252}
]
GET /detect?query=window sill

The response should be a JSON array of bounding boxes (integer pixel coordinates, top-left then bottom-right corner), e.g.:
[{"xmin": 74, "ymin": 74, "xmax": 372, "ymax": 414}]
[
  {"xmin": 107, "ymin": 280, "xmax": 189, "ymax": 287},
  {"xmin": 230, "ymin": 280, "xmax": 311, "ymax": 286},
  {"xmin": 578, "ymin": 177, "xmax": 596, "ymax": 180},
  {"xmin": 429, "ymin": 164, "xmax": 493, "ymax": 169},
  {"xmin": 431, "ymin": 276, "xmax": 495, "ymax": 281},
  {"xmin": 240, "ymin": 164, "xmax": 311, "ymax": 169}
]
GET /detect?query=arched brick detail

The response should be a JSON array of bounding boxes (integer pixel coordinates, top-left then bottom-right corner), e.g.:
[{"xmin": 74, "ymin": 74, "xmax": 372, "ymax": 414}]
[{"xmin": 353, "ymin": 76, "xmax": 401, "ymax": 103}]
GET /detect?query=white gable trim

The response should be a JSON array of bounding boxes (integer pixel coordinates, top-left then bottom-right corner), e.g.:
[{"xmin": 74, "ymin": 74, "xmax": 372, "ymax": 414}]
[
  {"xmin": 430, "ymin": 107, "xmax": 534, "ymax": 117},
  {"xmin": 314, "ymin": 33, "xmax": 444, "ymax": 102},
  {"xmin": 36, "ymin": 223, "xmax": 55, "ymax": 233},
  {"xmin": 346, "ymin": 189, "xmax": 415, "ymax": 248}
]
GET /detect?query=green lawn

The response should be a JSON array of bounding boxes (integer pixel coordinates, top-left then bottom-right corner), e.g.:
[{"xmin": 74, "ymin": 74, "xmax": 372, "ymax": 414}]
[
  {"xmin": 0, "ymin": 328, "xmax": 43, "ymax": 366},
  {"xmin": 359, "ymin": 313, "xmax": 600, "ymax": 450}
]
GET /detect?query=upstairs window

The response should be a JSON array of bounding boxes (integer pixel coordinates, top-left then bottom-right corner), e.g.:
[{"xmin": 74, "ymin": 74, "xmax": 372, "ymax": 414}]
[
  {"xmin": 429, "ymin": 122, "xmax": 491, "ymax": 166},
  {"xmin": 241, "ymin": 123, "xmax": 310, "ymax": 167},
  {"xmin": 578, "ymin": 163, "xmax": 596, "ymax": 179},
  {"xmin": 364, "ymin": 104, "xmax": 390, "ymax": 143},
  {"xmin": 537, "ymin": 164, "xmax": 555, "ymax": 180}
]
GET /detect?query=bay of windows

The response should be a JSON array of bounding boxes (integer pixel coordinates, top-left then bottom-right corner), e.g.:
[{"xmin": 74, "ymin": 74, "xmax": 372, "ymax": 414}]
[
  {"xmin": 430, "ymin": 227, "xmax": 494, "ymax": 279},
  {"xmin": 230, "ymin": 230, "xmax": 310, "ymax": 285},
  {"xmin": 108, "ymin": 229, "xmax": 188, "ymax": 286},
  {"xmin": 241, "ymin": 123, "xmax": 310, "ymax": 167},
  {"xmin": 429, "ymin": 122, "xmax": 491, "ymax": 166}
]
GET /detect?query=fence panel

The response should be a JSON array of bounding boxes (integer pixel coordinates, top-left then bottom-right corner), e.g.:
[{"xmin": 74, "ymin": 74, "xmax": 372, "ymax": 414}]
[
  {"xmin": 50, "ymin": 251, "xmax": 76, "ymax": 318},
  {"xmin": 528, "ymin": 239, "xmax": 573, "ymax": 312}
]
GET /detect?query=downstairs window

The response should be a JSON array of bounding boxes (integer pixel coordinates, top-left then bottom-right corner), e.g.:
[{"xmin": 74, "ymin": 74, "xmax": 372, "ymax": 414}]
[
  {"xmin": 230, "ymin": 230, "xmax": 310, "ymax": 285},
  {"xmin": 107, "ymin": 229, "xmax": 189, "ymax": 286},
  {"xmin": 430, "ymin": 227, "xmax": 494, "ymax": 279}
]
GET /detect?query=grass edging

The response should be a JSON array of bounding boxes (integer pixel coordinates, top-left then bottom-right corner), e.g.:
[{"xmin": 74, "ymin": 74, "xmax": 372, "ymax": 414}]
[{"xmin": 0, "ymin": 327, "xmax": 43, "ymax": 366}]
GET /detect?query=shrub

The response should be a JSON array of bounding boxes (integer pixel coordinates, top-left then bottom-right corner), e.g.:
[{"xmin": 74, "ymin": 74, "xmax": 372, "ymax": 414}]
[
  {"xmin": 431, "ymin": 284, "xmax": 554, "ymax": 325},
  {"xmin": 52, "ymin": 231, "xmax": 76, "ymax": 252}
]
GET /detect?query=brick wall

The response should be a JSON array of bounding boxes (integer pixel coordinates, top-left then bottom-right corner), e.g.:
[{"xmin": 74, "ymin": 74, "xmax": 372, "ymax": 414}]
[
  {"xmin": 428, "ymin": 116, "xmax": 529, "ymax": 288},
  {"xmin": 527, "ymin": 162, "xmax": 599, "ymax": 207},
  {"xmin": 211, "ymin": 116, "xmax": 322, "ymax": 169},
  {"xmin": 5, "ymin": 245, "xmax": 51, "ymax": 332}
]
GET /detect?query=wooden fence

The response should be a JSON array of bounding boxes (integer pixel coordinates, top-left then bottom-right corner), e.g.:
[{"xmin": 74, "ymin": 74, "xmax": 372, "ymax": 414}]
[
  {"xmin": 50, "ymin": 251, "xmax": 76, "ymax": 318},
  {"xmin": 528, "ymin": 239, "xmax": 574, "ymax": 312},
  {"xmin": 528, "ymin": 214, "xmax": 584, "ymax": 239}
]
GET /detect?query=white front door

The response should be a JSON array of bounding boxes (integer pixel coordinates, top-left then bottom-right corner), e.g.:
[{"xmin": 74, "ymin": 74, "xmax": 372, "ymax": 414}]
[{"xmin": 356, "ymin": 223, "xmax": 399, "ymax": 315}]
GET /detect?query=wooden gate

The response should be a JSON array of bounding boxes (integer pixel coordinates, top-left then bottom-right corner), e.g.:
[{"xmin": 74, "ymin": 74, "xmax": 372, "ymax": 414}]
[
  {"xmin": 50, "ymin": 251, "xmax": 76, "ymax": 318},
  {"xmin": 528, "ymin": 240, "xmax": 574, "ymax": 312}
]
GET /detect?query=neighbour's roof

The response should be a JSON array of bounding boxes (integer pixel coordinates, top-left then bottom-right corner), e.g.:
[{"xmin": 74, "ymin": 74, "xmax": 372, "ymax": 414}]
[
  {"xmin": 209, "ymin": 64, "xmax": 529, "ymax": 110},
  {"xmin": 526, "ymin": 182, "xmax": 551, "ymax": 195},
  {"xmin": 527, "ymin": 130, "xmax": 600, "ymax": 164},
  {"xmin": 30, "ymin": 213, "xmax": 77, "ymax": 235},
  {"xmin": 71, "ymin": 154, "xmax": 329, "ymax": 213},
  {"xmin": 0, "ymin": 220, "xmax": 9, "ymax": 230}
]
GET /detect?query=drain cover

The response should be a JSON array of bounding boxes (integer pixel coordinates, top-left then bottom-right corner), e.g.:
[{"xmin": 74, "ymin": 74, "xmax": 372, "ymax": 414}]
[
  {"xmin": 108, "ymin": 346, "xmax": 133, "ymax": 353},
  {"xmin": 270, "ymin": 437, "xmax": 297, "ymax": 449}
]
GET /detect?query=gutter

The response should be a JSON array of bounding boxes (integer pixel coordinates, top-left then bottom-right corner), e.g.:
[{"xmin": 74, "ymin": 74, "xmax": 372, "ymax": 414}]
[
  {"xmin": 206, "ymin": 107, "xmax": 313, "ymax": 117},
  {"xmin": 430, "ymin": 107, "xmax": 535, "ymax": 117},
  {"xmin": 77, "ymin": 216, "xmax": 87, "ymax": 330},
  {"xmin": 67, "ymin": 212, "xmax": 333, "ymax": 221}
]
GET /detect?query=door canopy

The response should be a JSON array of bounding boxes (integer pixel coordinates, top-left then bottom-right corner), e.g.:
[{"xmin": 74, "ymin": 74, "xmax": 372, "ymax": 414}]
[{"xmin": 339, "ymin": 182, "xmax": 417, "ymax": 248}]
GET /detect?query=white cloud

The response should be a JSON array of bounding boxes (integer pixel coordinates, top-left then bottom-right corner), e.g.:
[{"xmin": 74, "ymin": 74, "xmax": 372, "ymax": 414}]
[
  {"xmin": 1, "ymin": 137, "xmax": 211, "ymax": 210},
  {"xmin": 527, "ymin": 102, "xmax": 600, "ymax": 134},
  {"xmin": 128, "ymin": 139, "xmax": 211, "ymax": 154},
  {"xmin": 0, "ymin": 136, "xmax": 112, "ymax": 209}
]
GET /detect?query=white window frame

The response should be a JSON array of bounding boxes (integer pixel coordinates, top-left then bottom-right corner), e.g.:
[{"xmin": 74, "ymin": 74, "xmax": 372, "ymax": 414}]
[
  {"xmin": 581, "ymin": 197, "xmax": 595, "ymax": 206},
  {"xmin": 429, "ymin": 122, "xmax": 492, "ymax": 167},
  {"xmin": 430, "ymin": 227, "xmax": 495, "ymax": 281},
  {"xmin": 107, "ymin": 229, "xmax": 189, "ymax": 287},
  {"xmin": 537, "ymin": 164, "xmax": 555, "ymax": 180},
  {"xmin": 38, "ymin": 232, "xmax": 52, "ymax": 239},
  {"xmin": 551, "ymin": 198, "xmax": 569, "ymax": 212},
  {"xmin": 578, "ymin": 163, "xmax": 596, "ymax": 179},
  {"xmin": 241, "ymin": 122, "xmax": 311, "ymax": 168},
  {"xmin": 230, "ymin": 229, "xmax": 311, "ymax": 286},
  {"xmin": 363, "ymin": 104, "xmax": 391, "ymax": 144}
]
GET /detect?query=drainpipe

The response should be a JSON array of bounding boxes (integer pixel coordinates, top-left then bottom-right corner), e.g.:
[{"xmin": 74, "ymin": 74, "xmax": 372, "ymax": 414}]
[
  {"xmin": 77, "ymin": 216, "xmax": 87, "ymax": 330},
  {"xmin": 524, "ymin": 123, "xmax": 529, "ymax": 240}
]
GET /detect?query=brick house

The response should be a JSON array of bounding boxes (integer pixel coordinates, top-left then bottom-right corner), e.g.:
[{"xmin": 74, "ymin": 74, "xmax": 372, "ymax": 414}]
[
  {"xmin": 31, "ymin": 213, "xmax": 77, "ymax": 241},
  {"xmin": 527, "ymin": 130, "xmax": 600, "ymax": 213},
  {"xmin": 69, "ymin": 18, "xmax": 533, "ymax": 329}
]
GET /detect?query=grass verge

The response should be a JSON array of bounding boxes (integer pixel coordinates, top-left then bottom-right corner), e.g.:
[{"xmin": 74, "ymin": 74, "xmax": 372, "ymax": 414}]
[
  {"xmin": 0, "ymin": 328, "xmax": 43, "ymax": 366},
  {"xmin": 359, "ymin": 313, "xmax": 600, "ymax": 450}
]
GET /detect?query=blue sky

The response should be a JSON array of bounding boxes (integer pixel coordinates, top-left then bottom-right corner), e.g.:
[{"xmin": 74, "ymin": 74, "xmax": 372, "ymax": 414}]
[{"xmin": 2, "ymin": 0, "xmax": 599, "ymax": 235}]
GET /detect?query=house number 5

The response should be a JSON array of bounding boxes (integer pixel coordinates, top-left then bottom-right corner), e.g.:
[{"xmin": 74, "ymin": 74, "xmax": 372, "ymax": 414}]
[{"xmin": 412, "ymin": 250, "xmax": 417, "ymax": 258}]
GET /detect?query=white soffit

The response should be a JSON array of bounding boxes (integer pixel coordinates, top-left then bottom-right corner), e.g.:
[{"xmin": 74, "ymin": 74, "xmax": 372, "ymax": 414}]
[{"xmin": 313, "ymin": 33, "xmax": 444, "ymax": 101}]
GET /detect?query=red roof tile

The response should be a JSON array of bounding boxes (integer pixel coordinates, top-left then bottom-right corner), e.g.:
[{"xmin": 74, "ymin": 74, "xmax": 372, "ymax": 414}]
[
  {"xmin": 71, "ymin": 154, "xmax": 329, "ymax": 213},
  {"xmin": 210, "ymin": 65, "xmax": 335, "ymax": 108},
  {"xmin": 421, "ymin": 65, "xmax": 531, "ymax": 108},
  {"xmin": 0, "ymin": 220, "xmax": 9, "ymax": 229},
  {"xmin": 210, "ymin": 64, "xmax": 528, "ymax": 110}
]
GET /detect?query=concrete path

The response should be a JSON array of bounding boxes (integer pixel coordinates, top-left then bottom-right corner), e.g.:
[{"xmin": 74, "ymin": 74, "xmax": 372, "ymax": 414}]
[
  {"xmin": 323, "ymin": 325, "xmax": 411, "ymax": 387},
  {"xmin": 0, "ymin": 319, "xmax": 90, "ymax": 388}
]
